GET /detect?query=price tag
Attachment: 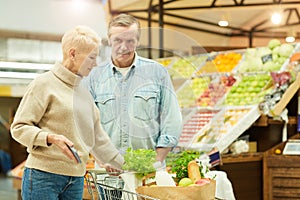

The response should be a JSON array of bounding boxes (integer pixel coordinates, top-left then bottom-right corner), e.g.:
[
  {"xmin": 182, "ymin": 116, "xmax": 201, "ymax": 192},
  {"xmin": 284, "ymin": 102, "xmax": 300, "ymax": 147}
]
[{"xmin": 261, "ymin": 53, "xmax": 273, "ymax": 64}]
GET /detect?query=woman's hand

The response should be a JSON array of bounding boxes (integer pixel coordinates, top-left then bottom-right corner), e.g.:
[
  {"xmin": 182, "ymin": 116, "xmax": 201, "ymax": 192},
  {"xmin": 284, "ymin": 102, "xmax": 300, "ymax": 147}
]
[
  {"xmin": 47, "ymin": 133, "xmax": 79, "ymax": 163},
  {"xmin": 97, "ymin": 161, "xmax": 123, "ymax": 175}
]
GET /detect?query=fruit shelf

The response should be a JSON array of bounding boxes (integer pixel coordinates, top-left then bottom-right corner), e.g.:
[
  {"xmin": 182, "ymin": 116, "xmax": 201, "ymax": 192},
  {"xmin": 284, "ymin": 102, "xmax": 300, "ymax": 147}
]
[
  {"xmin": 167, "ymin": 54, "xmax": 208, "ymax": 79},
  {"xmin": 196, "ymin": 49, "xmax": 244, "ymax": 75},
  {"xmin": 175, "ymin": 41, "xmax": 299, "ymax": 153},
  {"xmin": 178, "ymin": 108, "xmax": 220, "ymax": 148},
  {"xmin": 186, "ymin": 105, "xmax": 261, "ymax": 152}
]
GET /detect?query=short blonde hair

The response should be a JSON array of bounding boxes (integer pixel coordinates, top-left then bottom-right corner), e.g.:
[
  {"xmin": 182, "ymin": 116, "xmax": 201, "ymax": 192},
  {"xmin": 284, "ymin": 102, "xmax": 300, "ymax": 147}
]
[
  {"xmin": 61, "ymin": 25, "xmax": 101, "ymax": 58},
  {"xmin": 108, "ymin": 14, "xmax": 141, "ymax": 40}
]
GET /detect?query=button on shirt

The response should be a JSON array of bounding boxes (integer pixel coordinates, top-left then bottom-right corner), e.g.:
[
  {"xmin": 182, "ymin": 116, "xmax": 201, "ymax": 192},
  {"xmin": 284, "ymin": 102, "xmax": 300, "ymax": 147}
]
[{"xmin": 83, "ymin": 53, "xmax": 183, "ymax": 154}]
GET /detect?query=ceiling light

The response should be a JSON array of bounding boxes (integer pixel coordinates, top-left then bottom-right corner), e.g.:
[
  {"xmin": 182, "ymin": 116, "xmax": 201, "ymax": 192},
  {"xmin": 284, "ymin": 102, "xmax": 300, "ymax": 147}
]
[
  {"xmin": 286, "ymin": 29, "xmax": 296, "ymax": 43},
  {"xmin": 218, "ymin": 14, "xmax": 229, "ymax": 27},
  {"xmin": 285, "ymin": 36, "xmax": 295, "ymax": 43},
  {"xmin": 271, "ymin": 12, "xmax": 282, "ymax": 25},
  {"xmin": 218, "ymin": 20, "xmax": 229, "ymax": 27}
]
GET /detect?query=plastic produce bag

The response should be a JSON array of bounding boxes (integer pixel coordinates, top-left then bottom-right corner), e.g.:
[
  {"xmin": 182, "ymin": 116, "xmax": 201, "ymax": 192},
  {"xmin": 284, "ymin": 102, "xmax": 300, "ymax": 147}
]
[{"xmin": 206, "ymin": 170, "xmax": 236, "ymax": 200}]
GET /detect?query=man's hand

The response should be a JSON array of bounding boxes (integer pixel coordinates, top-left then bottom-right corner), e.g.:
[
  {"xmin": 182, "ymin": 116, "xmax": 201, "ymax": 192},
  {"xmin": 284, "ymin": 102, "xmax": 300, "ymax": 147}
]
[
  {"xmin": 153, "ymin": 160, "xmax": 166, "ymax": 171},
  {"xmin": 155, "ymin": 147, "xmax": 171, "ymax": 162}
]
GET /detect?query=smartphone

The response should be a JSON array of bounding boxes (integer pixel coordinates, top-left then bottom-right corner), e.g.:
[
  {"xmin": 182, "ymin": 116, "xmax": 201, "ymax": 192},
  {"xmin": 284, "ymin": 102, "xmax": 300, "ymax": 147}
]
[{"xmin": 67, "ymin": 144, "xmax": 82, "ymax": 163}]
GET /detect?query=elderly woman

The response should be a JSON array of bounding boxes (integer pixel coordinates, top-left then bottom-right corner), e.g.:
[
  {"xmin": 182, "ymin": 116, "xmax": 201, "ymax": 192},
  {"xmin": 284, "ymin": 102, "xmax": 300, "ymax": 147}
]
[{"xmin": 10, "ymin": 25, "xmax": 124, "ymax": 200}]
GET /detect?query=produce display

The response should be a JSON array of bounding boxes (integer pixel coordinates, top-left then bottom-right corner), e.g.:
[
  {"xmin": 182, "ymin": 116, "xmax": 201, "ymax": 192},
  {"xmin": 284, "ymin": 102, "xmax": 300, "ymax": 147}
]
[
  {"xmin": 169, "ymin": 40, "xmax": 298, "ymax": 152},
  {"xmin": 211, "ymin": 52, "xmax": 242, "ymax": 72},
  {"xmin": 224, "ymin": 73, "xmax": 272, "ymax": 106},
  {"xmin": 177, "ymin": 84, "xmax": 198, "ymax": 108},
  {"xmin": 271, "ymin": 71, "xmax": 292, "ymax": 87},
  {"xmin": 195, "ymin": 51, "xmax": 242, "ymax": 75},
  {"xmin": 168, "ymin": 55, "xmax": 208, "ymax": 78},
  {"xmin": 178, "ymin": 109, "xmax": 219, "ymax": 147},
  {"xmin": 259, "ymin": 70, "xmax": 296, "ymax": 115},
  {"xmin": 197, "ymin": 75, "xmax": 236, "ymax": 106},
  {"xmin": 237, "ymin": 39, "xmax": 295, "ymax": 73},
  {"xmin": 196, "ymin": 61, "xmax": 218, "ymax": 74},
  {"xmin": 190, "ymin": 107, "xmax": 253, "ymax": 151},
  {"xmin": 177, "ymin": 76, "xmax": 210, "ymax": 108},
  {"xmin": 156, "ymin": 57, "xmax": 174, "ymax": 67}
]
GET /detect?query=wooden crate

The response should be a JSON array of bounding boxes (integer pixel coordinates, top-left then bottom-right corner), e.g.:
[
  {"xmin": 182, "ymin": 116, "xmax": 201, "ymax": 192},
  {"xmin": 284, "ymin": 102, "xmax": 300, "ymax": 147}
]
[
  {"xmin": 220, "ymin": 153, "xmax": 264, "ymax": 200},
  {"xmin": 263, "ymin": 133, "xmax": 300, "ymax": 200}
]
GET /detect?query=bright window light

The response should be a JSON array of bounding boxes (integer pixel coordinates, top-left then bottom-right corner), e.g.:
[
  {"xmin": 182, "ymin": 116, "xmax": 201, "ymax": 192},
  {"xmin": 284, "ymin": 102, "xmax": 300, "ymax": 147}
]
[
  {"xmin": 0, "ymin": 61, "xmax": 52, "ymax": 71},
  {"xmin": 271, "ymin": 12, "xmax": 282, "ymax": 25},
  {"xmin": 0, "ymin": 71, "xmax": 38, "ymax": 79},
  {"xmin": 71, "ymin": 0, "xmax": 87, "ymax": 11}
]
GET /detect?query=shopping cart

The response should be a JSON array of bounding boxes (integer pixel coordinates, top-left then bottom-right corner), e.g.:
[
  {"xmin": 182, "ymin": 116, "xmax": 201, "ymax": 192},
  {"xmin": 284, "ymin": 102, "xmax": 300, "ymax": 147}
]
[{"xmin": 85, "ymin": 169, "xmax": 159, "ymax": 200}]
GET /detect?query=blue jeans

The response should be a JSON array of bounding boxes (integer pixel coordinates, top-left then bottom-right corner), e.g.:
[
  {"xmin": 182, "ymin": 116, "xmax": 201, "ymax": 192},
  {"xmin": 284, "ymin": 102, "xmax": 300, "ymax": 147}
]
[{"xmin": 22, "ymin": 167, "xmax": 84, "ymax": 200}]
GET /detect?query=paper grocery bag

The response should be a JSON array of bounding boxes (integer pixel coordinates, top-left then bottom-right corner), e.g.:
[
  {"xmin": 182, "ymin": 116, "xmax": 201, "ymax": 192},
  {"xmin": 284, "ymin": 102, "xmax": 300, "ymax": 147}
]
[{"xmin": 136, "ymin": 179, "xmax": 216, "ymax": 200}]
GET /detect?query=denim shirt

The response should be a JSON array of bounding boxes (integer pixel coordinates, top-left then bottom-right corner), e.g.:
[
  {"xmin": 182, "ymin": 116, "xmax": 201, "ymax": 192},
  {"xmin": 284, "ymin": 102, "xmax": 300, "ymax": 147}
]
[{"xmin": 83, "ymin": 54, "xmax": 182, "ymax": 154}]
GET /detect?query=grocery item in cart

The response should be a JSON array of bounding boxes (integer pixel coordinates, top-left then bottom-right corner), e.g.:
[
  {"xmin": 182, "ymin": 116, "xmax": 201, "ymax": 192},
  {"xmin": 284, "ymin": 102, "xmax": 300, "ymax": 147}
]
[
  {"xmin": 136, "ymin": 152, "xmax": 216, "ymax": 200},
  {"xmin": 136, "ymin": 180, "xmax": 216, "ymax": 200},
  {"xmin": 85, "ymin": 170, "xmax": 158, "ymax": 200}
]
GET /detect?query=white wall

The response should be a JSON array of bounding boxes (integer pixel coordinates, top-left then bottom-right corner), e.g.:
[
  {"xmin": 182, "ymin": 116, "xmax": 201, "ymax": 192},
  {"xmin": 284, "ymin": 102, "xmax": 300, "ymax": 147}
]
[
  {"xmin": 0, "ymin": 0, "xmax": 108, "ymax": 38},
  {"xmin": 0, "ymin": 0, "xmax": 236, "ymax": 56},
  {"xmin": 138, "ymin": 20, "xmax": 230, "ymax": 55}
]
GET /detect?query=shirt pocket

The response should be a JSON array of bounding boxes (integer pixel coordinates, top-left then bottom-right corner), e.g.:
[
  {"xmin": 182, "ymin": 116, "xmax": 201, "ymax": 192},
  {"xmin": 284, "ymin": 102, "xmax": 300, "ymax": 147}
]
[
  {"xmin": 95, "ymin": 94, "xmax": 116, "ymax": 124},
  {"xmin": 133, "ymin": 90, "xmax": 158, "ymax": 121}
]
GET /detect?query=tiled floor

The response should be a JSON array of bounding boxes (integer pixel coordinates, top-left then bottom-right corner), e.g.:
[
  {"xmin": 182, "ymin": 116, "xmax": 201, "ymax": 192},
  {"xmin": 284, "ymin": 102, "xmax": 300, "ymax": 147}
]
[{"xmin": 0, "ymin": 174, "xmax": 18, "ymax": 200}]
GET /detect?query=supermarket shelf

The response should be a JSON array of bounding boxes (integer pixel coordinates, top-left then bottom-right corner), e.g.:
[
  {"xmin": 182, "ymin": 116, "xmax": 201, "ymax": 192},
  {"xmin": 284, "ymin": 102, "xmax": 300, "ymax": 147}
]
[
  {"xmin": 253, "ymin": 115, "xmax": 297, "ymax": 126},
  {"xmin": 221, "ymin": 152, "xmax": 263, "ymax": 164},
  {"xmin": 187, "ymin": 105, "xmax": 261, "ymax": 153},
  {"xmin": 215, "ymin": 105, "xmax": 261, "ymax": 153},
  {"xmin": 271, "ymin": 72, "xmax": 300, "ymax": 116}
]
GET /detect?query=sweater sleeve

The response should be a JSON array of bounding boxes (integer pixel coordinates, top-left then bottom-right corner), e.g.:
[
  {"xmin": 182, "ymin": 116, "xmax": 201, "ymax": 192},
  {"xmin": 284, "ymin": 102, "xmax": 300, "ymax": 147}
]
[
  {"xmin": 10, "ymin": 81, "xmax": 49, "ymax": 152},
  {"xmin": 90, "ymin": 106, "xmax": 124, "ymax": 169}
]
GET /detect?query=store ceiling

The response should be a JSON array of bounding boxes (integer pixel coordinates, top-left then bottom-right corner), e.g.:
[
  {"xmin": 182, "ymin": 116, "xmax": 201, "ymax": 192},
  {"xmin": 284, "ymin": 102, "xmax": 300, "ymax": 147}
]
[{"xmin": 108, "ymin": 0, "xmax": 300, "ymax": 43}]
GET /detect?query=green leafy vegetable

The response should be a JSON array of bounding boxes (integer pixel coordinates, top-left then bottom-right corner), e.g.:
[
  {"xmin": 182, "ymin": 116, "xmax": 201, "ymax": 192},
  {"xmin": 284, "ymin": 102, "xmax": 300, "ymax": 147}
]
[
  {"xmin": 168, "ymin": 150, "xmax": 201, "ymax": 181},
  {"xmin": 122, "ymin": 148, "xmax": 156, "ymax": 177}
]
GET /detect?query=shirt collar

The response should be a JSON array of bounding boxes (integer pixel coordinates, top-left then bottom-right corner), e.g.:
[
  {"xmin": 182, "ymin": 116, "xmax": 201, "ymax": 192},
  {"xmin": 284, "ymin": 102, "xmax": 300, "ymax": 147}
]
[
  {"xmin": 51, "ymin": 62, "xmax": 82, "ymax": 86},
  {"xmin": 110, "ymin": 52, "xmax": 138, "ymax": 73}
]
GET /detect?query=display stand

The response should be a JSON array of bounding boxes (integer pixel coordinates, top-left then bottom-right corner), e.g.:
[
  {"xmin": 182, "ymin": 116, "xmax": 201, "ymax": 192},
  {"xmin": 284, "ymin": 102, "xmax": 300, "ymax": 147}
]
[
  {"xmin": 219, "ymin": 153, "xmax": 264, "ymax": 200},
  {"xmin": 263, "ymin": 133, "xmax": 300, "ymax": 200}
]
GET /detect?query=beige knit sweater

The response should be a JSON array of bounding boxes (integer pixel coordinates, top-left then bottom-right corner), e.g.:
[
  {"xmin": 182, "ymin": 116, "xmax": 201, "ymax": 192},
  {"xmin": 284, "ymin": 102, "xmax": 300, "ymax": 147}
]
[{"xmin": 10, "ymin": 62, "xmax": 124, "ymax": 176}]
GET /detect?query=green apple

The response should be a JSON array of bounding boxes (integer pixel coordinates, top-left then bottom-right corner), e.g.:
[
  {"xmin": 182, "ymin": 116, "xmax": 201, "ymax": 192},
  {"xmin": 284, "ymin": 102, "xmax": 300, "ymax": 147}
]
[{"xmin": 178, "ymin": 178, "xmax": 193, "ymax": 187}]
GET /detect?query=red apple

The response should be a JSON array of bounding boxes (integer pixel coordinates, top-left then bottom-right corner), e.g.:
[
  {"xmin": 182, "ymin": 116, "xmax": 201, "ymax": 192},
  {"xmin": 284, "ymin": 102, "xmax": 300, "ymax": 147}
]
[{"xmin": 195, "ymin": 178, "xmax": 210, "ymax": 186}]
